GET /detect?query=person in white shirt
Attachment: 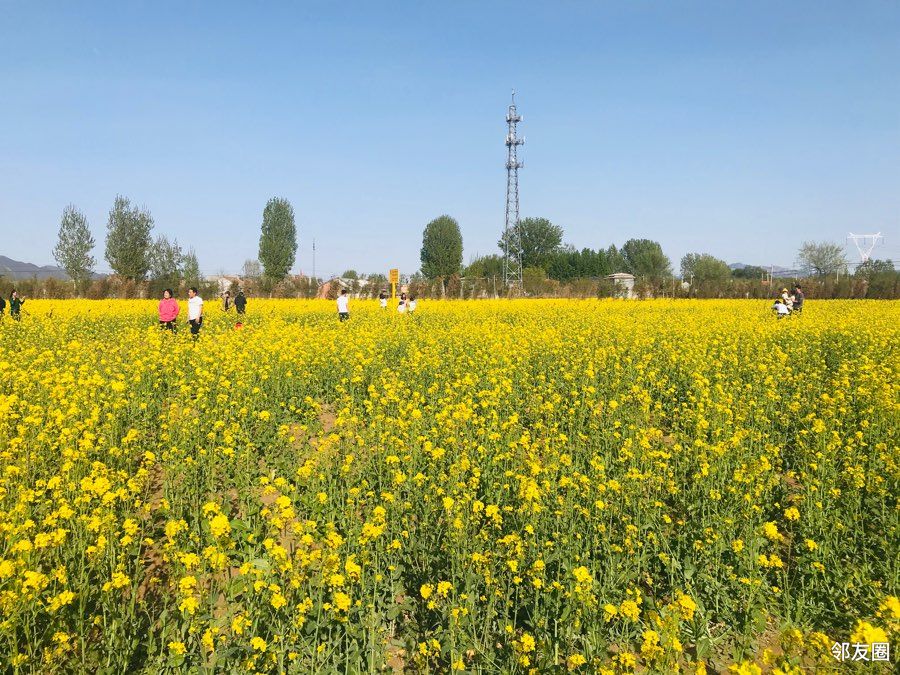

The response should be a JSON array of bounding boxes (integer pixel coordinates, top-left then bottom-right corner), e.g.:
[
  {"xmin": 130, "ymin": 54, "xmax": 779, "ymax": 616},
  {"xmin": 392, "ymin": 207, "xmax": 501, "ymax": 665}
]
[
  {"xmin": 187, "ymin": 287, "xmax": 204, "ymax": 337},
  {"xmin": 408, "ymin": 296, "xmax": 417, "ymax": 313},
  {"xmin": 336, "ymin": 289, "xmax": 350, "ymax": 321},
  {"xmin": 772, "ymin": 298, "xmax": 790, "ymax": 318},
  {"xmin": 379, "ymin": 290, "xmax": 388, "ymax": 309}
]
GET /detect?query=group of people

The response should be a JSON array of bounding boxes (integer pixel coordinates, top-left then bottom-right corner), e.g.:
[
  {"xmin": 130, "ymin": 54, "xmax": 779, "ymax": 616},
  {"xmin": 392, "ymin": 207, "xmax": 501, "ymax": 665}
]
[
  {"xmin": 377, "ymin": 290, "xmax": 417, "ymax": 313},
  {"xmin": 157, "ymin": 288, "xmax": 247, "ymax": 337},
  {"xmin": 772, "ymin": 284, "xmax": 804, "ymax": 318},
  {"xmin": 337, "ymin": 289, "xmax": 418, "ymax": 322},
  {"xmin": 0, "ymin": 290, "xmax": 25, "ymax": 320}
]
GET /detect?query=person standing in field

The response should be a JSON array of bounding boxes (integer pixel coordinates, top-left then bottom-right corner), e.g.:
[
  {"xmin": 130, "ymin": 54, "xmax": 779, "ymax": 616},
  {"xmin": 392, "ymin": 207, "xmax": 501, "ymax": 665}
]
[
  {"xmin": 792, "ymin": 284, "xmax": 804, "ymax": 314},
  {"xmin": 0, "ymin": 294, "xmax": 5, "ymax": 317},
  {"xmin": 9, "ymin": 290, "xmax": 24, "ymax": 321},
  {"xmin": 379, "ymin": 290, "xmax": 388, "ymax": 309},
  {"xmin": 408, "ymin": 295, "xmax": 417, "ymax": 313},
  {"xmin": 158, "ymin": 288, "xmax": 179, "ymax": 331},
  {"xmin": 235, "ymin": 290, "xmax": 247, "ymax": 315},
  {"xmin": 187, "ymin": 287, "xmax": 204, "ymax": 337},
  {"xmin": 397, "ymin": 292, "xmax": 408, "ymax": 313},
  {"xmin": 222, "ymin": 291, "xmax": 232, "ymax": 312},
  {"xmin": 337, "ymin": 289, "xmax": 350, "ymax": 322}
]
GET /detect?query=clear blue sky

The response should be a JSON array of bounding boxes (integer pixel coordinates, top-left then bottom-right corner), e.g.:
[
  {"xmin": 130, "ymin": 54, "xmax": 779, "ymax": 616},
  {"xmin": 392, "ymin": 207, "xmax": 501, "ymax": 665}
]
[{"xmin": 1, "ymin": 0, "xmax": 898, "ymax": 277}]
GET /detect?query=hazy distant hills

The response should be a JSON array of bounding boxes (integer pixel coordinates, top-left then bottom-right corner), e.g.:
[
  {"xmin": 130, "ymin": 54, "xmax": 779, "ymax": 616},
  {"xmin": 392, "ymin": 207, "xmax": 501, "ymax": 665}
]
[{"xmin": 0, "ymin": 256, "xmax": 105, "ymax": 281}]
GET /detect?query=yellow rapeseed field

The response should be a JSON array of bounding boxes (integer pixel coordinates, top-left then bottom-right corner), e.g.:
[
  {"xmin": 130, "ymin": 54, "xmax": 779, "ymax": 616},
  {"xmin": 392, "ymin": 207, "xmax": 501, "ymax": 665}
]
[{"xmin": 0, "ymin": 299, "xmax": 897, "ymax": 673}]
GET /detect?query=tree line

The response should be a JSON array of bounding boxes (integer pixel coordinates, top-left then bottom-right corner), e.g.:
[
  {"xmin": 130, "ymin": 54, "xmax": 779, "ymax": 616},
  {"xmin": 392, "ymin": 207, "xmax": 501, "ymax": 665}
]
[
  {"xmin": 47, "ymin": 196, "xmax": 299, "ymax": 296},
  {"xmin": 21, "ymin": 198, "xmax": 899, "ymax": 300},
  {"xmin": 417, "ymin": 214, "xmax": 898, "ymax": 298}
]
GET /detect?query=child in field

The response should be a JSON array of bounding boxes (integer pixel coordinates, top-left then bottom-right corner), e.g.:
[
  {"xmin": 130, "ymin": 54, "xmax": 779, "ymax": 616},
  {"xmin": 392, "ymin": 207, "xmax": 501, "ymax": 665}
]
[
  {"xmin": 398, "ymin": 292, "xmax": 407, "ymax": 313},
  {"xmin": 772, "ymin": 298, "xmax": 790, "ymax": 318},
  {"xmin": 408, "ymin": 296, "xmax": 417, "ymax": 313},
  {"xmin": 780, "ymin": 288, "xmax": 793, "ymax": 311},
  {"xmin": 337, "ymin": 289, "xmax": 350, "ymax": 321},
  {"xmin": 379, "ymin": 290, "xmax": 388, "ymax": 309}
]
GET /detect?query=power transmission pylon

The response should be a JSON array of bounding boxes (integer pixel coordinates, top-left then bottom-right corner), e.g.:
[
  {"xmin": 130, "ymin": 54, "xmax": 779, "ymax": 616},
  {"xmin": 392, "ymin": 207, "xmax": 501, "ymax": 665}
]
[
  {"xmin": 847, "ymin": 232, "xmax": 883, "ymax": 264},
  {"xmin": 503, "ymin": 90, "xmax": 524, "ymax": 291}
]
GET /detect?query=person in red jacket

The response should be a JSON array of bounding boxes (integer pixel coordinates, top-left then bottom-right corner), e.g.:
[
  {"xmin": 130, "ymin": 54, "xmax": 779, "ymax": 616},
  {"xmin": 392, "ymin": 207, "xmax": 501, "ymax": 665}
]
[{"xmin": 158, "ymin": 289, "xmax": 179, "ymax": 331}]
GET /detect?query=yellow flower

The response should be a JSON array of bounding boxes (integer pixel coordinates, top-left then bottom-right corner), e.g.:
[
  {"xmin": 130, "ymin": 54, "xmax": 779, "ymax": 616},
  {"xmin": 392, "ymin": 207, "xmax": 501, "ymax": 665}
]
[
  {"xmin": 619, "ymin": 599, "xmax": 640, "ymax": 621},
  {"xmin": 879, "ymin": 595, "xmax": 900, "ymax": 619},
  {"xmin": 572, "ymin": 566, "xmax": 593, "ymax": 585},
  {"xmin": 251, "ymin": 636, "xmax": 267, "ymax": 652},
  {"xmin": 168, "ymin": 641, "xmax": 186, "ymax": 656},
  {"xmin": 333, "ymin": 591, "xmax": 352, "ymax": 612},
  {"xmin": 762, "ymin": 522, "xmax": 781, "ymax": 542},
  {"xmin": 640, "ymin": 629, "xmax": 664, "ymax": 659},
  {"xmin": 209, "ymin": 513, "xmax": 231, "ymax": 538},
  {"xmin": 675, "ymin": 591, "xmax": 697, "ymax": 620},
  {"xmin": 850, "ymin": 620, "xmax": 888, "ymax": 645},
  {"xmin": 420, "ymin": 584, "xmax": 434, "ymax": 600},
  {"xmin": 179, "ymin": 596, "xmax": 199, "ymax": 615},
  {"xmin": 517, "ymin": 632, "xmax": 536, "ymax": 653},
  {"xmin": 566, "ymin": 653, "xmax": 587, "ymax": 670}
]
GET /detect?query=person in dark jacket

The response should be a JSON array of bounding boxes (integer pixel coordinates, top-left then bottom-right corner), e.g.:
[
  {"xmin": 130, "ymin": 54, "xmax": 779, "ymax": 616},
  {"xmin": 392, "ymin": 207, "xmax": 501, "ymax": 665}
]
[
  {"xmin": 792, "ymin": 285, "xmax": 804, "ymax": 314},
  {"xmin": 9, "ymin": 290, "xmax": 24, "ymax": 320},
  {"xmin": 0, "ymin": 295, "xmax": 5, "ymax": 316},
  {"xmin": 234, "ymin": 290, "xmax": 247, "ymax": 315}
]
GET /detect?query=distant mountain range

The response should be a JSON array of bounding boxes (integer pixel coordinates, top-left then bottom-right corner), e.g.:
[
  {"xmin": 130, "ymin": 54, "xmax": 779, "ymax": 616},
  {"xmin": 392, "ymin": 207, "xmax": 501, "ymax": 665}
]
[
  {"xmin": 0, "ymin": 256, "xmax": 105, "ymax": 281},
  {"xmin": 729, "ymin": 262, "xmax": 803, "ymax": 278}
]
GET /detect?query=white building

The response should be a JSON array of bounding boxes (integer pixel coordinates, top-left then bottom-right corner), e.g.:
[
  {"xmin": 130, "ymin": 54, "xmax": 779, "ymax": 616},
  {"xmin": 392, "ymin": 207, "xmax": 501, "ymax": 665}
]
[{"xmin": 606, "ymin": 272, "xmax": 636, "ymax": 299}]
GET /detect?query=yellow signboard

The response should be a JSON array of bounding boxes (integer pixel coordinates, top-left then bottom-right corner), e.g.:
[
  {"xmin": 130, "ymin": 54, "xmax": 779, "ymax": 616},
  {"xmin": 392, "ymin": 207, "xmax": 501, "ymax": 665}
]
[{"xmin": 389, "ymin": 268, "xmax": 399, "ymax": 302}]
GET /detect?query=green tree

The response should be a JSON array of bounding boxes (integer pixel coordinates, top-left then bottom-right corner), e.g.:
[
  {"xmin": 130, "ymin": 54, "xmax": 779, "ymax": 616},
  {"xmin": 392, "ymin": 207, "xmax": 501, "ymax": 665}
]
[
  {"xmin": 182, "ymin": 248, "xmax": 201, "ymax": 287},
  {"xmin": 258, "ymin": 197, "xmax": 297, "ymax": 280},
  {"xmin": 105, "ymin": 196, "xmax": 154, "ymax": 280},
  {"xmin": 342, "ymin": 269, "xmax": 360, "ymax": 280},
  {"xmin": 420, "ymin": 215, "xmax": 463, "ymax": 282},
  {"xmin": 854, "ymin": 258, "xmax": 895, "ymax": 277},
  {"xmin": 797, "ymin": 241, "xmax": 847, "ymax": 277},
  {"xmin": 732, "ymin": 264, "xmax": 766, "ymax": 279},
  {"xmin": 464, "ymin": 254, "xmax": 504, "ymax": 279},
  {"xmin": 680, "ymin": 253, "xmax": 732, "ymax": 284},
  {"xmin": 148, "ymin": 236, "xmax": 184, "ymax": 291},
  {"xmin": 621, "ymin": 239, "xmax": 672, "ymax": 280},
  {"xmin": 53, "ymin": 204, "xmax": 95, "ymax": 291},
  {"xmin": 497, "ymin": 217, "xmax": 563, "ymax": 269}
]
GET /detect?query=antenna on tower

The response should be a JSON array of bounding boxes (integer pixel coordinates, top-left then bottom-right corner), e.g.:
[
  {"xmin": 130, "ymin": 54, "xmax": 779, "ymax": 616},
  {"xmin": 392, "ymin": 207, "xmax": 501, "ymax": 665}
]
[
  {"xmin": 847, "ymin": 232, "xmax": 883, "ymax": 264},
  {"xmin": 503, "ymin": 89, "xmax": 524, "ymax": 291}
]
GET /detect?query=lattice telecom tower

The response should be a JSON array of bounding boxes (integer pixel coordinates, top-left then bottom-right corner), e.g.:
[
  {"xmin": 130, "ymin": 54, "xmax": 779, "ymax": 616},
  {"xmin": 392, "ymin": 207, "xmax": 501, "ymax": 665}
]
[
  {"xmin": 503, "ymin": 90, "xmax": 524, "ymax": 289},
  {"xmin": 847, "ymin": 232, "xmax": 883, "ymax": 263}
]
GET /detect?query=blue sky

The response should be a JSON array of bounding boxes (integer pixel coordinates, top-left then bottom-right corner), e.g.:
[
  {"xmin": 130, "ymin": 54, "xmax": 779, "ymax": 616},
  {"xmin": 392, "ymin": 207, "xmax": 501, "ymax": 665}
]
[{"xmin": 1, "ymin": 1, "xmax": 898, "ymax": 278}]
